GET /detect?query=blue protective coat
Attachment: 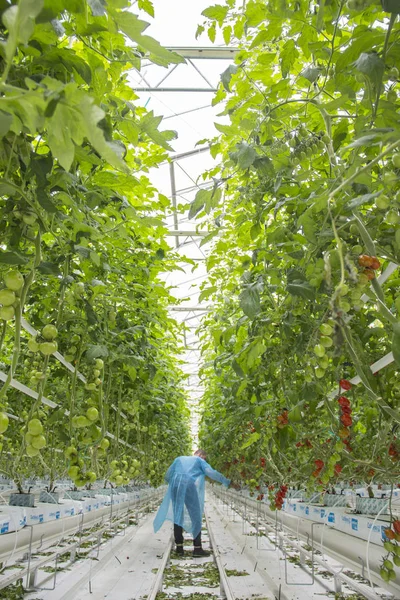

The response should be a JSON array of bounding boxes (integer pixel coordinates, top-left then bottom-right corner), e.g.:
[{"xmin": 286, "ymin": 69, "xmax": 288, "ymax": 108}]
[{"xmin": 153, "ymin": 455, "xmax": 230, "ymax": 538}]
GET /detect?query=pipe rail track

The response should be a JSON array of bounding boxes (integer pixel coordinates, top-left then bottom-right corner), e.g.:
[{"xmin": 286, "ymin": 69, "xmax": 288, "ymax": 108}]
[{"xmin": 213, "ymin": 486, "xmax": 397, "ymax": 600}]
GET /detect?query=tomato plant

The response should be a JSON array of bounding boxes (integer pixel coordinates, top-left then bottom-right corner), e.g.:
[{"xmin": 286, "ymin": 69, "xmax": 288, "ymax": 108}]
[
  {"xmin": 0, "ymin": 0, "xmax": 191, "ymax": 491},
  {"xmin": 195, "ymin": 0, "xmax": 400, "ymax": 502}
]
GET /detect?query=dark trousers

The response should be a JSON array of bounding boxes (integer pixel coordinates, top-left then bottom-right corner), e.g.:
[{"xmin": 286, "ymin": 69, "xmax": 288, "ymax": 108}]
[
  {"xmin": 174, "ymin": 524, "xmax": 201, "ymax": 548},
  {"xmin": 171, "ymin": 477, "xmax": 202, "ymax": 547}
]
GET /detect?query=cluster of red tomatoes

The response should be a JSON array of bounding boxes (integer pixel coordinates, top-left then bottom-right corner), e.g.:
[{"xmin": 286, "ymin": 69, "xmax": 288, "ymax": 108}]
[
  {"xmin": 358, "ymin": 254, "xmax": 381, "ymax": 280},
  {"xmin": 277, "ymin": 410, "xmax": 289, "ymax": 428},
  {"xmin": 338, "ymin": 379, "xmax": 353, "ymax": 451},
  {"xmin": 273, "ymin": 484, "xmax": 288, "ymax": 509},
  {"xmin": 312, "ymin": 459, "xmax": 325, "ymax": 478}
]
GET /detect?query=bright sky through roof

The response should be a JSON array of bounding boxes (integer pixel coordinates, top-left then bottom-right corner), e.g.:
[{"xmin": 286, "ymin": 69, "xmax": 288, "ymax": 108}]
[{"xmin": 132, "ymin": 0, "xmax": 234, "ymax": 443}]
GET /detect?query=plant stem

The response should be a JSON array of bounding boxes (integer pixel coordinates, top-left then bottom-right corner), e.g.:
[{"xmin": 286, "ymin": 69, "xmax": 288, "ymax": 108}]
[{"xmin": 373, "ymin": 13, "xmax": 397, "ymax": 123}]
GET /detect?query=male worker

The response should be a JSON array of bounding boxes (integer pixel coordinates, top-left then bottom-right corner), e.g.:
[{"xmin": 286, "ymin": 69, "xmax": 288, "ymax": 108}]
[{"xmin": 153, "ymin": 449, "xmax": 231, "ymax": 556}]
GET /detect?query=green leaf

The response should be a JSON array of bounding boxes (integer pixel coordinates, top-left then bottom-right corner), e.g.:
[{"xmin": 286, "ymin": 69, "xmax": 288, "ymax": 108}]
[
  {"xmin": 393, "ymin": 322, "xmax": 400, "ymax": 368},
  {"xmin": 90, "ymin": 250, "xmax": 101, "ymax": 267},
  {"xmin": 221, "ymin": 64, "xmax": 238, "ymax": 92},
  {"xmin": 115, "ymin": 12, "xmax": 185, "ymax": 66},
  {"xmin": 138, "ymin": 0, "xmax": 155, "ymax": 16},
  {"xmin": 189, "ymin": 189, "xmax": 212, "ymax": 220},
  {"xmin": 300, "ymin": 66, "xmax": 321, "ymax": 83},
  {"xmin": 199, "ymin": 286, "xmax": 217, "ymax": 302},
  {"xmin": 37, "ymin": 261, "xmax": 61, "ymax": 275},
  {"xmin": 0, "ymin": 111, "xmax": 12, "ymax": 138},
  {"xmin": 223, "ymin": 25, "xmax": 232, "ymax": 45},
  {"xmin": 355, "ymin": 52, "xmax": 385, "ymax": 88},
  {"xmin": 241, "ymin": 431, "xmax": 260, "ymax": 449},
  {"xmin": 0, "ymin": 250, "xmax": 30, "ymax": 264},
  {"xmin": 2, "ymin": 0, "xmax": 44, "ymax": 64},
  {"xmin": 236, "ymin": 142, "xmax": 257, "ymax": 169},
  {"xmin": 240, "ymin": 282, "xmax": 262, "ymax": 319},
  {"xmin": 202, "ymin": 5, "xmax": 229, "ymax": 26},
  {"xmin": 346, "ymin": 192, "xmax": 380, "ymax": 210},
  {"xmin": 86, "ymin": 344, "xmax": 109, "ymax": 361},
  {"xmin": 287, "ymin": 280, "xmax": 315, "ymax": 301},
  {"xmin": 200, "ymin": 229, "xmax": 219, "ymax": 247},
  {"xmin": 280, "ymin": 39, "xmax": 299, "ymax": 78}
]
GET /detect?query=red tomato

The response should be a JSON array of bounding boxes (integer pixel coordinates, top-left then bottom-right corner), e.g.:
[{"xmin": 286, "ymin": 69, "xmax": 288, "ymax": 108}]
[
  {"xmin": 340, "ymin": 413, "xmax": 353, "ymax": 427},
  {"xmin": 358, "ymin": 255, "xmax": 374, "ymax": 268},
  {"xmin": 393, "ymin": 520, "xmax": 400, "ymax": 535},
  {"xmin": 339, "ymin": 379, "xmax": 352, "ymax": 390},
  {"xmin": 370, "ymin": 257, "xmax": 380, "ymax": 270}
]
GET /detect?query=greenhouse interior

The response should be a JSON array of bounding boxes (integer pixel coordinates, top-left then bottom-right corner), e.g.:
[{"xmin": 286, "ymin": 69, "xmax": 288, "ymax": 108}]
[{"xmin": 0, "ymin": 0, "xmax": 400, "ymax": 598}]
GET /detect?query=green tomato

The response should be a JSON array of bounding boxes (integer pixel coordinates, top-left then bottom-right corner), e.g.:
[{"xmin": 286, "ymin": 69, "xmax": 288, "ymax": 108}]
[
  {"xmin": 28, "ymin": 418, "xmax": 43, "ymax": 436},
  {"xmin": 384, "ymin": 559, "xmax": 394, "ymax": 570},
  {"xmin": 31, "ymin": 434, "xmax": 46, "ymax": 449},
  {"xmin": 315, "ymin": 367, "xmax": 325, "ymax": 379},
  {"xmin": 4, "ymin": 270, "xmax": 24, "ymax": 291},
  {"xmin": 85, "ymin": 383, "xmax": 96, "ymax": 391},
  {"xmin": 86, "ymin": 407, "xmax": 99, "ymax": 422},
  {"xmin": 73, "ymin": 415, "xmax": 90, "ymax": 428},
  {"xmin": 115, "ymin": 475, "xmax": 123, "ymax": 485},
  {"xmin": 0, "ymin": 306, "xmax": 15, "ymax": 320},
  {"xmin": 27, "ymin": 338, "xmax": 39, "ymax": 352},
  {"xmin": 68, "ymin": 466, "xmax": 80, "ymax": 479},
  {"xmin": 388, "ymin": 569, "xmax": 396, "ymax": 581},
  {"xmin": 318, "ymin": 355, "xmax": 329, "ymax": 369},
  {"xmin": 95, "ymin": 359, "xmax": 104, "ymax": 369},
  {"xmin": 100, "ymin": 437, "xmax": 110, "ymax": 450},
  {"xmin": 42, "ymin": 324, "xmax": 58, "ymax": 340},
  {"xmin": 22, "ymin": 212, "xmax": 37, "ymax": 225},
  {"xmin": 314, "ymin": 344, "xmax": 326, "ymax": 358},
  {"xmin": 340, "ymin": 300, "xmax": 351, "ymax": 312},
  {"xmin": 0, "ymin": 289, "xmax": 16, "ymax": 306},
  {"xmin": 93, "ymin": 369, "xmax": 101, "ymax": 377},
  {"xmin": 380, "ymin": 568, "xmax": 390, "ymax": 582},
  {"xmin": 338, "ymin": 284, "xmax": 349, "ymax": 296},
  {"xmin": 75, "ymin": 479, "xmax": 86, "ymax": 487},
  {"xmin": 87, "ymin": 471, "xmax": 97, "ymax": 483},
  {"xmin": 320, "ymin": 336, "xmax": 333, "ymax": 348},
  {"xmin": 25, "ymin": 432, "xmax": 34, "ymax": 444},
  {"xmin": 40, "ymin": 341, "xmax": 57, "ymax": 355},
  {"xmin": 386, "ymin": 210, "xmax": 400, "ymax": 225},
  {"xmin": 26, "ymin": 445, "xmax": 40, "ymax": 457},
  {"xmin": 320, "ymin": 323, "xmax": 333, "ymax": 336},
  {"xmin": 384, "ymin": 541, "xmax": 395, "ymax": 552},
  {"xmin": 0, "ymin": 412, "xmax": 9, "ymax": 434},
  {"xmin": 65, "ymin": 445, "xmax": 77, "ymax": 458},
  {"xmin": 393, "ymin": 555, "xmax": 400, "ymax": 567}
]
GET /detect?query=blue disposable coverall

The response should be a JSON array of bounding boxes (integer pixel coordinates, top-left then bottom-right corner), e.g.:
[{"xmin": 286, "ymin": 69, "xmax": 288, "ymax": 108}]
[{"xmin": 153, "ymin": 455, "xmax": 230, "ymax": 540}]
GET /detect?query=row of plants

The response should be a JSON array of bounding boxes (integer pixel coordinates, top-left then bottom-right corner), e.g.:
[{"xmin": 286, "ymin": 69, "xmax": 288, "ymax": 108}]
[
  {"xmin": 0, "ymin": 0, "xmax": 192, "ymax": 492},
  {"xmin": 196, "ymin": 0, "xmax": 400, "ymax": 505}
]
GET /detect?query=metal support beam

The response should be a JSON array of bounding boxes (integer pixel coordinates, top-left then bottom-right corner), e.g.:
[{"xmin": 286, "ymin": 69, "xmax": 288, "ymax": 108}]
[
  {"xmin": 166, "ymin": 230, "xmax": 208, "ymax": 237},
  {"xmin": 134, "ymin": 87, "xmax": 217, "ymax": 92},
  {"xmin": 169, "ymin": 162, "xmax": 179, "ymax": 249},
  {"xmin": 170, "ymin": 306, "xmax": 210, "ymax": 312},
  {"xmin": 165, "ymin": 47, "xmax": 239, "ymax": 59}
]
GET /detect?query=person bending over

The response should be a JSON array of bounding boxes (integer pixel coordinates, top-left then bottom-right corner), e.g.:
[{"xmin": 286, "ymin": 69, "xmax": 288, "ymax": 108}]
[{"xmin": 153, "ymin": 449, "xmax": 231, "ymax": 556}]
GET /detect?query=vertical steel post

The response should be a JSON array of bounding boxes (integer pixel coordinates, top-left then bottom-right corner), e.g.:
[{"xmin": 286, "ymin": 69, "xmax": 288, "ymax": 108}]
[{"xmin": 169, "ymin": 162, "xmax": 179, "ymax": 249}]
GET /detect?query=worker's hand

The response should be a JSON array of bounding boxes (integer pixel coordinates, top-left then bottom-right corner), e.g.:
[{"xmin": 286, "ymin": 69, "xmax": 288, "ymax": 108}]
[{"xmin": 229, "ymin": 481, "xmax": 241, "ymax": 491}]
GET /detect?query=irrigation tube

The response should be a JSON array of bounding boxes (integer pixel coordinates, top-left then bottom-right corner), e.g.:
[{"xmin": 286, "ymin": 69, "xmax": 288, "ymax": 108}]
[{"xmin": 213, "ymin": 488, "xmax": 400, "ymax": 598}]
